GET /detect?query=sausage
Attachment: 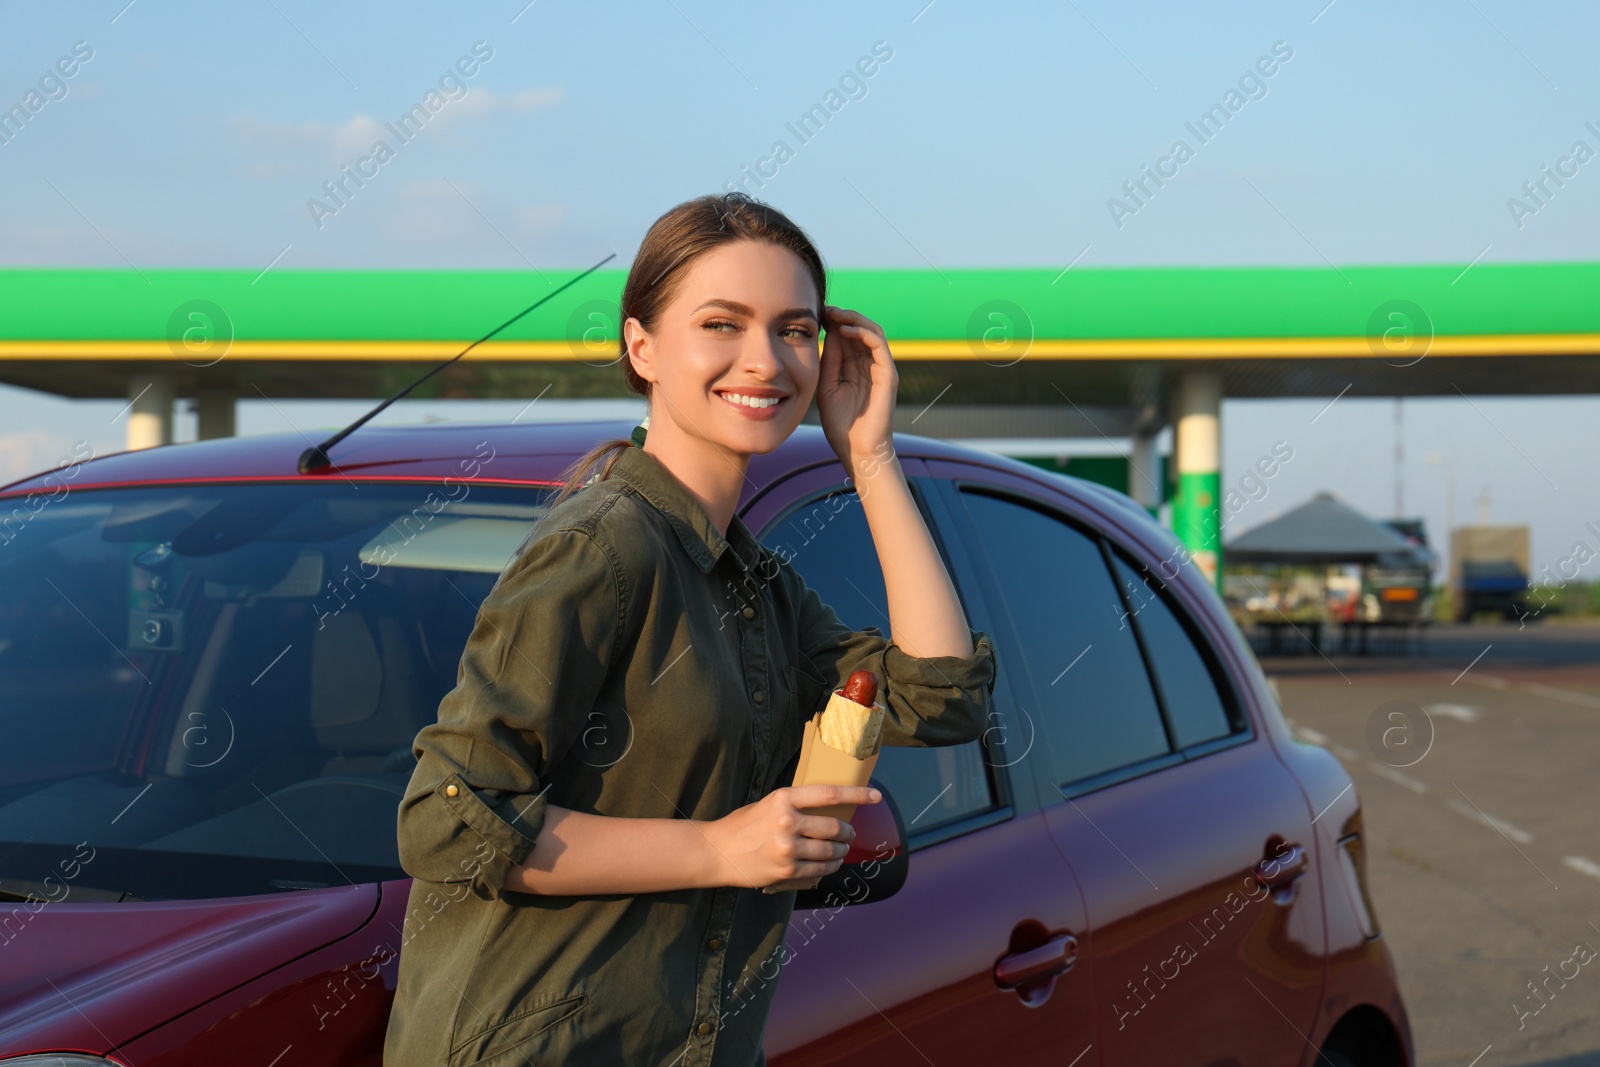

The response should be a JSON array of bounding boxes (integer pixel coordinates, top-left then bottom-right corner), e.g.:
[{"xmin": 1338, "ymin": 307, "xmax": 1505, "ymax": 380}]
[{"xmin": 841, "ymin": 669, "xmax": 878, "ymax": 707}]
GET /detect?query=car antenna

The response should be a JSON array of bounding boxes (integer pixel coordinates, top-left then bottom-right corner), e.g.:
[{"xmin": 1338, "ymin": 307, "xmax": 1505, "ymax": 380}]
[{"xmin": 296, "ymin": 251, "xmax": 617, "ymax": 475}]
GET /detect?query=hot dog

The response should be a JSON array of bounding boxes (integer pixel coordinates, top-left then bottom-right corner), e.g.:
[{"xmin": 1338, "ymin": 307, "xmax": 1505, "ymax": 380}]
[
  {"xmin": 841, "ymin": 669, "xmax": 877, "ymax": 708},
  {"xmin": 819, "ymin": 669, "xmax": 884, "ymax": 759}
]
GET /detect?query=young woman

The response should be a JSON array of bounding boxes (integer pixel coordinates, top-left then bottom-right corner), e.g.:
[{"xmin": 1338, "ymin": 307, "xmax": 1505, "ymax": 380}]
[{"xmin": 384, "ymin": 192, "xmax": 997, "ymax": 1067}]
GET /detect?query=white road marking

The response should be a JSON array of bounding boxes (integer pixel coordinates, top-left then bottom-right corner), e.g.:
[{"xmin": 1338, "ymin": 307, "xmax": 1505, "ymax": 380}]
[
  {"xmin": 1366, "ymin": 763, "xmax": 1428, "ymax": 794},
  {"xmin": 1525, "ymin": 682, "xmax": 1600, "ymax": 709},
  {"xmin": 1295, "ymin": 725, "xmax": 1329, "ymax": 746},
  {"xmin": 1425, "ymin": 702, "xmax": 1481, "ymax": 722},
  {"xmin": 1331, "ymin": 743, "xmax": 1359, "ymax": 760},
  {"xmin": 1446, "ymin": 798, "xmax": 1534, "ymax": 844},
  {"xmin": 1452, "ymin": 783, "xmax": 1558, "ymax": 890},
  {"xmin": 1562, "ymin": 856, "xmax": 1600, "ymax": 882}
]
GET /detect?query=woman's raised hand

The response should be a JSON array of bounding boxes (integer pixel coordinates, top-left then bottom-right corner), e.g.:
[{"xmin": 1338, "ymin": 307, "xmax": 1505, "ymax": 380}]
[
  {"xmin": 816, "ymin": 306, "xmax": 898, "ymax": 480},
  {"xmin": 706, "ymin": 784, "xmax": 881, "ymax": 893}
]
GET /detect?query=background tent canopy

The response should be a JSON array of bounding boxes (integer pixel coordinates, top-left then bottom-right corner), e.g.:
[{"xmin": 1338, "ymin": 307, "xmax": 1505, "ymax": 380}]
[{"xmin": 1224, "ymin": 491, "xmax": 1430, "ymax": 566}]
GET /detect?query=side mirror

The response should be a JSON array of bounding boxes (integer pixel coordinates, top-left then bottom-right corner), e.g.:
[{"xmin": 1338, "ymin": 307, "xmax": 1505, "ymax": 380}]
[{"xmin": 792, "ymin": 777, "xmax": 908, "ymax": 910}]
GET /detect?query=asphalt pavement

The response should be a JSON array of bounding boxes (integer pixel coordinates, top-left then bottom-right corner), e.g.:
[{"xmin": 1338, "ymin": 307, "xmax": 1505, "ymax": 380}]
[{"xmin": 1264, "ymin": 620, "xmax": 1600, "ymax": 1067}]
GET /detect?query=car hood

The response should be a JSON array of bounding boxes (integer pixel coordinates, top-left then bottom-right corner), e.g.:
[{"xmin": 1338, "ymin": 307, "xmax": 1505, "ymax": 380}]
[{"xmin": 0, "ymin": 883, "xmax": 377, "ymax": 1054}]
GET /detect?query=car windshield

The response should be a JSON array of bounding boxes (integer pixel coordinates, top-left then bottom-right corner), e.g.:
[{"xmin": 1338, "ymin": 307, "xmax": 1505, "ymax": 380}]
[{"xmin": 0, "ymin": 480, "xmax": 551, "ymax": 900}]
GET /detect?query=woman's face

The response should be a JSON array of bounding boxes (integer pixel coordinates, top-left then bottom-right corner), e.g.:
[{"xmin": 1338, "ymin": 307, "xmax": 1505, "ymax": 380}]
[{"xmin": 625, "ymin": 239, "xmax": 820, "ymax": 458}]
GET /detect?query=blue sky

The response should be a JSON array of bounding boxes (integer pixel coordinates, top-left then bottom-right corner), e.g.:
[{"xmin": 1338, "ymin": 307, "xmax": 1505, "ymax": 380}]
[{"xmin": 2, "ymin": 0, "xmax": 1598, "ymax": 582}]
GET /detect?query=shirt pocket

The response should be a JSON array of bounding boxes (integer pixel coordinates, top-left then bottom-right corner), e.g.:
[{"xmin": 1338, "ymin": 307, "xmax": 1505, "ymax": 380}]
[
  {"xmin": 783, "ymin": 660, "xmax": 831, "ymax": 725},
  {"xmin": 448, "ymin": 990, "xmax": 588, "ymax": 1067}
]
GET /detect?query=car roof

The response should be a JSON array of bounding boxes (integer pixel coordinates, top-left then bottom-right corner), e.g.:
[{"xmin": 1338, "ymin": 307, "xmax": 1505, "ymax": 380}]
[{"xmin": 0, "ymin": 418, "xmax": 1113, "ymax": 510}]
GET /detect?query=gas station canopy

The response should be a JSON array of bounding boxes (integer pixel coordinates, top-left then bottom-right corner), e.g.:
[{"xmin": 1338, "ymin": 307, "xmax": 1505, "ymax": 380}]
[{"xmin": 2, "ymin": 260, "xmax": 1598, "ymax": 409}]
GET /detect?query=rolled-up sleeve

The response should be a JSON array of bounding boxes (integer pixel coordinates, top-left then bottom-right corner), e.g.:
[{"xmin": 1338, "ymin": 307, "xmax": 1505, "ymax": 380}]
[
  {"xmin": 396, "ymin": 525, "xmax": 622, "ymax": 901},
  {"xmin": 785, "ymin": 561, "xmax": 997, "ymax": 748}
]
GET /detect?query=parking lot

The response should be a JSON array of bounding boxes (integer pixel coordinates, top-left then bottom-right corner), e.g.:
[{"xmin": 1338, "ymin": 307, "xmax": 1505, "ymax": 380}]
[{"xmin": 1267, "ymin": 621, "xmax": 1600, "ymax": 1067}]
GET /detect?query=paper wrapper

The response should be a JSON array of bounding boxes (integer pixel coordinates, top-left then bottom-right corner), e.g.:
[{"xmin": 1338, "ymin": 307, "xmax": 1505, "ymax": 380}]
[{"xmin": 788, "ymin": 690, "xmax": 884, "ymax": 824}]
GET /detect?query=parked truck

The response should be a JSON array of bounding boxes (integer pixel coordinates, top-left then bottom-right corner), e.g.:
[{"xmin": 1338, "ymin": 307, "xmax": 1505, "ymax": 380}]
[
  {"xmin": 1450, "ymin": 524, "xmax": 1530, "ymax": 621},
  {"xmin": 1364, "ymin": 518, "xmax": 1436, "ymax": 624}
]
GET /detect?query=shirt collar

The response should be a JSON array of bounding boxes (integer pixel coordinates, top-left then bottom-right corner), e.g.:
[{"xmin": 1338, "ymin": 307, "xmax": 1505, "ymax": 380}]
[{"xmin": 608, "ymin": 444, "xmax": 771, "ymax": 577}]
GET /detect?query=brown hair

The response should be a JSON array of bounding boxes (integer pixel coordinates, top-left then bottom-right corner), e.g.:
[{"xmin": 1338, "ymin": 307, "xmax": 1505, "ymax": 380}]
[{"xmin": 538, "ymin": 192, "xmax": 827, "ymax": 519}]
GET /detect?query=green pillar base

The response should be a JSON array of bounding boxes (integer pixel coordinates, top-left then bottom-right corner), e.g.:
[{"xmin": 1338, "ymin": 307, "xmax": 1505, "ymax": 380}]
[{"xmin": 1172, "ymin": 470, "xmax": 1222, "ymax": 593}]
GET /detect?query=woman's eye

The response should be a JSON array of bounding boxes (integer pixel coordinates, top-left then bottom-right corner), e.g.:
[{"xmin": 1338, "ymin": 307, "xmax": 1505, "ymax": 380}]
[{"xmin": 702, "ymin": 319, "xmax": 811, "ymax": 339}]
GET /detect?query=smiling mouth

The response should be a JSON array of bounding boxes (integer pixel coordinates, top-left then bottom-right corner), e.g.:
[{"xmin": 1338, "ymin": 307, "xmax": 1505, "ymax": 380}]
[{"xmin": 715, "ymin": 390, "xmax": 788, "ymax": 410}]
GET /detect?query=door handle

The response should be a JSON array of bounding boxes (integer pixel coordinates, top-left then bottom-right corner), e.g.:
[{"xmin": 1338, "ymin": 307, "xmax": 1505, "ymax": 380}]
[
  {"xmin": 1254, "ymin": 841, "xmax": 1308, "ymax": 892},
  {"xmin": 995, "ymin": 932, "xmax": 1078, "ymax": 989}
]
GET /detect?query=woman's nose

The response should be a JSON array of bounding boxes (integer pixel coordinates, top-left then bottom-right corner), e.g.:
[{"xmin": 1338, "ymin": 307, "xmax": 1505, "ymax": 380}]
[{"xmin": 738, "ymin": 332, "xmax": 784, "ymax": 379}]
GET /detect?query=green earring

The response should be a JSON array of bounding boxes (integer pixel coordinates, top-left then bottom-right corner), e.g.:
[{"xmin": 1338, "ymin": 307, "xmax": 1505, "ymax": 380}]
[{"xmin": 630, "ymin": 413, "xmax": 650, "ymax": 448}]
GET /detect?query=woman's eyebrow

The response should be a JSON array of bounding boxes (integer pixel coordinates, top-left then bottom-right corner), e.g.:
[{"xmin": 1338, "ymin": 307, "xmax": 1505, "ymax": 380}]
[{"xmin": 694, "ymin": 298, "xmax": 817, "ymax": 321}]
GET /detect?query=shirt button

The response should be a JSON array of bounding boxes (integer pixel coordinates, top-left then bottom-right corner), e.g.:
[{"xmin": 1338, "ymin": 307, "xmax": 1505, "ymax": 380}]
[
  {"xmin": 708, "ymin": 937, "xmax": 722, "ymax": 951},
  {"xmin": 741, "ymin": 605, "xmax": 756, "ymax": 620},
  {"xmin": 752, "ymin": 690, "xmax": 765, "ymax": 704},
  {"xmin": 697, "ymin": 1022, "xmax": 712, "ymax": 1035},
  {"xmin": 445, "ymin": 784, "xmax": 459, "ymax": 797}
]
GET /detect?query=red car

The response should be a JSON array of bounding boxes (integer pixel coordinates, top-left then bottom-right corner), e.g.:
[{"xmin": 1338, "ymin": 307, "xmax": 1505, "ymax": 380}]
[{"xmin": 0, "ymin": 419, "xmax": 1410, "ymax": 1066}]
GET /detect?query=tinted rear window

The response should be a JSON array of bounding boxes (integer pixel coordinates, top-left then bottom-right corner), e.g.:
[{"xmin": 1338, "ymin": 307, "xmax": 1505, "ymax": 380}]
[{"xmin": 958, "ymin": 491, "xmax": 1170, "ymax": 786}]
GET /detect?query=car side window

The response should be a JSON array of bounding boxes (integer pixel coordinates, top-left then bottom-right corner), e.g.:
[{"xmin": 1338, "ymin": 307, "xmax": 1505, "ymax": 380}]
[
  {"xmin": 1109, "ymin": 552, "xmax": 1240, "ymax": 749},
  {"xmin": 760, "ymin": 487, "xmax": 995, "ymax": 837},
  {"xmin": 958, "ymin": 490, "xmax": 1171, "ymax": 787}
]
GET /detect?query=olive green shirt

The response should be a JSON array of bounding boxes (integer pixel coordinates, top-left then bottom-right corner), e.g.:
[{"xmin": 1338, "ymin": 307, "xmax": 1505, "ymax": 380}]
[{"xmin": 383, "ymin": 443, "xmax": 997, "ymax": 1067}]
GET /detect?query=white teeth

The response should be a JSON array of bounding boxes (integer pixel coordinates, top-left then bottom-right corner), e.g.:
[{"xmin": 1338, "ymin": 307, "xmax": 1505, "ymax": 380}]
[{"xmin": 720, "ymin": 392, "xmax": 782, "ymax": 409}]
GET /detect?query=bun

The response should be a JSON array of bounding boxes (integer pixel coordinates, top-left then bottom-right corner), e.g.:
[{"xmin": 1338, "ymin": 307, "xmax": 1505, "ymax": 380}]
[{"xmin": 818, "ymin": 687, "xmax": 884, "ymax": 759}]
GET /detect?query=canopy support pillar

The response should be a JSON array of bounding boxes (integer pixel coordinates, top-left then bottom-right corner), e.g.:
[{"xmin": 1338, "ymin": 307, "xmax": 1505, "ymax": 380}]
[
  {"xmin": 1172, "ymin": 367, "xmax": 1222, "ymax": 592},
  {"xmin": 196, "ymin": 388, "xmax": 237, "ymax": 439},
  {"xmin": 126, "ymin": 369, "xmax": 174, "ymax": 451}
]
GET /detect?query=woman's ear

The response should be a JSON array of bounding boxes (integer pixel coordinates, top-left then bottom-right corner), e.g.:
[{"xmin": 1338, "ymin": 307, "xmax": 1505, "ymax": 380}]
[{"xmin": 624, "ymin": 316, "xmax": 657, "ymax": 386}]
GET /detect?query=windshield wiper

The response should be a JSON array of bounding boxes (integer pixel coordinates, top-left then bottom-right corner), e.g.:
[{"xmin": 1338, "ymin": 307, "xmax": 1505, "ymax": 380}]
[{"xmin": 0, "ymin": 877, "xmax": 145, "ymax": 903}]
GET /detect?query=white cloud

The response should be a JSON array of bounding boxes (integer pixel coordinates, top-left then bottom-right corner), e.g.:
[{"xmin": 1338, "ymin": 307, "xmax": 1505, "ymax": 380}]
[
  {"xmin": 450, "ymin": 87, "xmax": 565, "ymax": 120},
  {"xmin": 226, "ymin": 87, "xmax": 564, "ymax": 163},
  {"xmin": 374, "ymin": 181, "xmax": 565, "ymax": 253}
]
